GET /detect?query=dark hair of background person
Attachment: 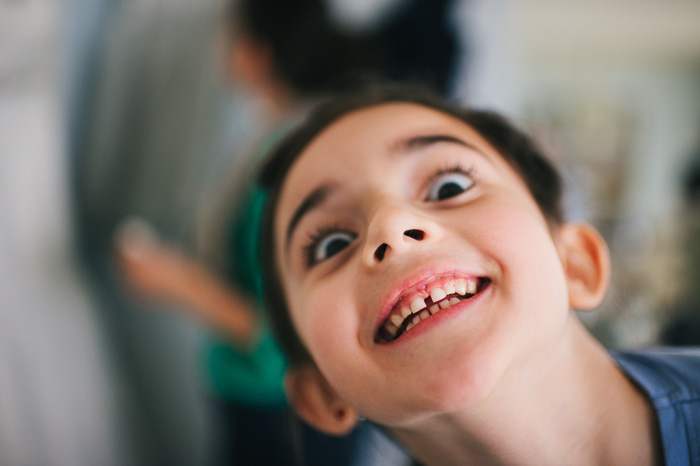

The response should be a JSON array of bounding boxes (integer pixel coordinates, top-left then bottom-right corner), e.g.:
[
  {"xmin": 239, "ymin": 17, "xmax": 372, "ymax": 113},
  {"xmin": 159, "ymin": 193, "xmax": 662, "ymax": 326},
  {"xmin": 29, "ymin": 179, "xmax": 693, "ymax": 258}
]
[
  {"xmin": 225, "ymin": 0, "xmax": 461, "ymax": 97},
  {"xmin": 257, "ymin": 84, "xmax": 565, "ymax": 366}
]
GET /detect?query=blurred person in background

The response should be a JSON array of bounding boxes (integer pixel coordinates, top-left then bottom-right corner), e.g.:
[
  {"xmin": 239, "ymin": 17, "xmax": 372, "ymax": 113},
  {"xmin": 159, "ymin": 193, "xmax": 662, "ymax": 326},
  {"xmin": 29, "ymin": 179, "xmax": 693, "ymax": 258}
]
[
  {"xmin": 70, "ymin": 1, "xmax": 243, "ymax": 463},
  {"xmin": 108, "ymin": 0, "xmax": 463, "ymax": 464}
]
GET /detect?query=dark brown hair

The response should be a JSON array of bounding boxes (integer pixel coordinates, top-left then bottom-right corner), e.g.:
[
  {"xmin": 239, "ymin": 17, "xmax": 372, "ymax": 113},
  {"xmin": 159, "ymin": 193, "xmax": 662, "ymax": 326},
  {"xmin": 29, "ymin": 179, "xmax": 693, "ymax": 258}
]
[
  {"xmin": 224, "ymin": 0, "xmax": 461, "ymax": 97},
  {"xmin": 258, "ymin": 84, "xmax": 564, "ymax": 366}
]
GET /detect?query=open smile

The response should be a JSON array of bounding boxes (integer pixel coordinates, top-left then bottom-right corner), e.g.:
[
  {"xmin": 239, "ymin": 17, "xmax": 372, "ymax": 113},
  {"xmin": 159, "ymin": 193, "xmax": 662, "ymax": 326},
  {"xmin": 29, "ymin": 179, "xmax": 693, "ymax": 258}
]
[{"xmin": 376, "ymin": 275, "xmax": 490, "ymax": 343}]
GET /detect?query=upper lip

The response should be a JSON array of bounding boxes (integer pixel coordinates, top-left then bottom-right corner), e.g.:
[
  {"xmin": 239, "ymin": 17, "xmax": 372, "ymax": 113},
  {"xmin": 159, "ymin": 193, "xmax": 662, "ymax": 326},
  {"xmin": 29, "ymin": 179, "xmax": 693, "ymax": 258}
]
[{"xmin": 372, "ymin": 266, "xmax": 488, "ymax": 340}]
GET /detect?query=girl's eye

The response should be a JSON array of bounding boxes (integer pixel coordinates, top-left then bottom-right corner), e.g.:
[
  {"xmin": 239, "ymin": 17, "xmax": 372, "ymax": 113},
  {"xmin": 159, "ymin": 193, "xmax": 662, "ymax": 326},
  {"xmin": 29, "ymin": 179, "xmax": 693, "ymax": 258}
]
[
  {"xmin": 426, "ymin": 171, "xmax": 475, "ymax": 201},
  {"xmin": 310, "ymin": 231, "xmax": 355, "ymax": 264}
]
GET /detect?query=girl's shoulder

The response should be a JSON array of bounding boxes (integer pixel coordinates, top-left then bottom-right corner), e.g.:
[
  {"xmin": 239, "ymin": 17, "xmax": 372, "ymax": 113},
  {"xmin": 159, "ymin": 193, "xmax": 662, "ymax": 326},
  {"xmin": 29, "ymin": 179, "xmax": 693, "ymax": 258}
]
[
  {"xmin": 611, "ymin": 347, "xmax": 700, "ymax": 465},
  {"xmin": 611, "ymin": 346, "xmax": 700, "ymax": 400}
]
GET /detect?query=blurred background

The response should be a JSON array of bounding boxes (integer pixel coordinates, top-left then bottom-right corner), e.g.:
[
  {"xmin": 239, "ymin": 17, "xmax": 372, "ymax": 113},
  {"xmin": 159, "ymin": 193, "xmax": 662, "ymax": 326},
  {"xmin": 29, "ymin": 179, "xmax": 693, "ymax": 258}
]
[{"xmin": 1, "ymin": 0, "xmax": 699, "ymax": 464}]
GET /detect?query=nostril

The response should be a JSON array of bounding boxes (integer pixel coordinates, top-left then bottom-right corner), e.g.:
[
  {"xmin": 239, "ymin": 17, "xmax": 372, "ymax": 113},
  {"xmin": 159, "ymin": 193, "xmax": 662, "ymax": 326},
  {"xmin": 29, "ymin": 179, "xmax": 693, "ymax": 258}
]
[
  {"xmin": 404, "ymin": 229, "xmax": 425, "ymax": 241},
  {"xmin": 374, "ymin": 243, "xmax": 388, "ymax": 261}
]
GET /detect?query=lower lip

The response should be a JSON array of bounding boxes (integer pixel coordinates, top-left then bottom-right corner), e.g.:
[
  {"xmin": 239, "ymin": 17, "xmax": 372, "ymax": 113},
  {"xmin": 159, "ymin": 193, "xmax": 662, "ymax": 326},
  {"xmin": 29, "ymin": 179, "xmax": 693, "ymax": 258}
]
[{"xmin": 377, "ymin": 281, "xmax": 492, "ymax": 347}]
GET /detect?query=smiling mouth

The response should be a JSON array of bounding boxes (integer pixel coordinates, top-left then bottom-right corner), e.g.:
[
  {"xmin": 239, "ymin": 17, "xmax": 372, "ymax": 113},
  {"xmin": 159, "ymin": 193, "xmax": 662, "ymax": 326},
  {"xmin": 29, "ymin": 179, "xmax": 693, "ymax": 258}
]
[{"xmin": 376, "ymin": 277, "xmax": 490, "ymax": 343}]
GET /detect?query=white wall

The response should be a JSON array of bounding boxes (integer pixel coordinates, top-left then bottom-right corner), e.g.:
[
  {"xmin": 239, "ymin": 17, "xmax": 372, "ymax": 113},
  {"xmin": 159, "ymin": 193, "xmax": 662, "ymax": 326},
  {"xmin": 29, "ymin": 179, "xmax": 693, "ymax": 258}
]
[{"xmin": 0, "ymin": 0, "xmax": 121, "ymax": 464}]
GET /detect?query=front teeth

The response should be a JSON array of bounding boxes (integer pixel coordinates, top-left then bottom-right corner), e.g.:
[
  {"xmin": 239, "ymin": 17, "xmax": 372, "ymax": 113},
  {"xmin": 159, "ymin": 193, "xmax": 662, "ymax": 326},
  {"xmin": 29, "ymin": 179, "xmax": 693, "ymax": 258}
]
[
  {"xmin": 410, "ymin": 298, "xmax": 426, "ymax": 313},
  {"xmin": 430, "ymin": 288, "xmax": 447, "ymax": 302},
  {"xmin": 379, "ymin": 277, "xmax": 482, "ymax": 342}
]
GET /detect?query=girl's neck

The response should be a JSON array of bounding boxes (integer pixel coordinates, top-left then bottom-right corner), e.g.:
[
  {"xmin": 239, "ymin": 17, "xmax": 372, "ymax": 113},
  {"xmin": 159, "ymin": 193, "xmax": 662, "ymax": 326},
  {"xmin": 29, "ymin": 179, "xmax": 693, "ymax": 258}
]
[{"xmin": 388, "ymin": 317, "xmax": 662, "ymax": 466}]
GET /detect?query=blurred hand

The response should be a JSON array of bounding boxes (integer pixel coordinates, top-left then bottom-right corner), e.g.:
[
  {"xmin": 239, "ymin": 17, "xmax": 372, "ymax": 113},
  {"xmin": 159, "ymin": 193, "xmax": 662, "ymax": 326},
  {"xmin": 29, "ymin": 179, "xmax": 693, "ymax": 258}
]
[
  {"xmin": 114, "ymin": 219, "xmax": 192, "ymax": 304},
  {"xmin": 114, "ymin": 219, "xmax": 259, "ymax": 345}
]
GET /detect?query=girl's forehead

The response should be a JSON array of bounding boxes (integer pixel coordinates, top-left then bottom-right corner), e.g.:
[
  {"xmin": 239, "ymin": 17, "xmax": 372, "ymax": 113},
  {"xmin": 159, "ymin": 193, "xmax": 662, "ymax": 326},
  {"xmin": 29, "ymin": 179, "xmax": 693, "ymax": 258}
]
[
  {"xmin": 303, "ymin": 102, "xmax": 467, "ymax": 152},
  {"xmin": 286, "ymin": 102, "xmax": 493, "ymax": 183}
]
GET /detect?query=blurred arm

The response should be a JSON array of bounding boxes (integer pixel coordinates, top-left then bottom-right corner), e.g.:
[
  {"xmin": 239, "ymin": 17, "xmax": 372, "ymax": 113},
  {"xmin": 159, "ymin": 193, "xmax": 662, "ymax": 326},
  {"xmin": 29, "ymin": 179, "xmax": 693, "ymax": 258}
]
[{"xmin": 115, "ymin": 220, "xmax": 259, "ymax": 351}]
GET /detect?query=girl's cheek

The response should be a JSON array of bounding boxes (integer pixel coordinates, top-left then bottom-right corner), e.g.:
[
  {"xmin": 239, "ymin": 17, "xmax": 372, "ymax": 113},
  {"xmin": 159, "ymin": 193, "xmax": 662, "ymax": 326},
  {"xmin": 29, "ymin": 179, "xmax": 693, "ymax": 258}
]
[
  {"xmin": 306, "ymin": 292, "xmax": 360, "ymax": 368},
  {"xmin": 304, "ymin": 295, "xmax": 343, "ymax": 353}
]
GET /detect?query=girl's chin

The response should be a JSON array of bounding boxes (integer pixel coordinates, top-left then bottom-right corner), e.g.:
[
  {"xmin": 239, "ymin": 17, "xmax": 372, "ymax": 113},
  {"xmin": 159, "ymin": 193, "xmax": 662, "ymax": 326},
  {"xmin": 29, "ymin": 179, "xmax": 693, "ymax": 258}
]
[
  {"xmin": 426, "ymin": 345, "xmax": 513, "ymax": 406},
  {"xmin": 365, "ymin": 365, "xmax": 506, "ymax": 427}
]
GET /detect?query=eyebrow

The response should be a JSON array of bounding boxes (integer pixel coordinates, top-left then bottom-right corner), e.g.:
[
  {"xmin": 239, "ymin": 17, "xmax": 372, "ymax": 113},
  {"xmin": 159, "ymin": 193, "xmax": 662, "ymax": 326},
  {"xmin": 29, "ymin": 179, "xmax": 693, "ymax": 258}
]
[
  {"xmin": 284, "ymin": 134, "xmax": 485, "ymax": 254},
  {"xmin": 393, "ymin": 134, "xmax": 483, "ymax": 156},
  {"xmin": 285, "ymin": 184, "xmax": 333, "ymax": 251}
]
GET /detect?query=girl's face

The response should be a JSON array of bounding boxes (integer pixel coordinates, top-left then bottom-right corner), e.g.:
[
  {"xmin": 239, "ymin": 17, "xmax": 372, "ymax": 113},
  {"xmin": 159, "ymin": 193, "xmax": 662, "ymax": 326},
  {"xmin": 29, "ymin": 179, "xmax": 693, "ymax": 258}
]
[{"xmin": 274, "ymin": 103, "xmax": 571, "ymax": 426}]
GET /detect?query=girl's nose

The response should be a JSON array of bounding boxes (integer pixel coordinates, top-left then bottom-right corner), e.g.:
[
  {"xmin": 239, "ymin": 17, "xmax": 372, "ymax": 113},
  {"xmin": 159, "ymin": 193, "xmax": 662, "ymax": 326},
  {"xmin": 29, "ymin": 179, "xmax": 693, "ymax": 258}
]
[
  {"xmin": 373, "ymin": 229, "xmax": 426, "ymax": 262},
  {"xmin": 362, "ymin": 200, "xmax": 435, "ymax": 267}
]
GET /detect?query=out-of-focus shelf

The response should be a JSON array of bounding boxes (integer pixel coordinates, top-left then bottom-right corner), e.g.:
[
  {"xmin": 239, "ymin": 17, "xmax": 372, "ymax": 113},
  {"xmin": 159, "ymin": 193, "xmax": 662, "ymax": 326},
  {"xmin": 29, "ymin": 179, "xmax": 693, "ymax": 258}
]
[{"xmin": 512, "ymin": 0, "xmax": 700, "ymax": 64}]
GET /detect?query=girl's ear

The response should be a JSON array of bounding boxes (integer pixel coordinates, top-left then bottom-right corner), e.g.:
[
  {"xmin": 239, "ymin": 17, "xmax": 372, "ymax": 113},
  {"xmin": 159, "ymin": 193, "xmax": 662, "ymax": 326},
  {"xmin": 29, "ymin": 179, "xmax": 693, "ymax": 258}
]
[
  {"xmin": 557, "ymin": 223, "xmax": 611, "ymax": 311},
  {"xmin": 285, "ymin": 364, "xmax": 359, "ymax": 435}
]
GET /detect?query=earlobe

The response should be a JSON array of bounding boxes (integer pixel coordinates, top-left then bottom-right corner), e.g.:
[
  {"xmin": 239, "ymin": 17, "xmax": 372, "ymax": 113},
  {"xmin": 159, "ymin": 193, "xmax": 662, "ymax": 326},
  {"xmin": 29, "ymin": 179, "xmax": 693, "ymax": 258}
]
[
  {"xmin": 285, "ymin": 364, "xmax": 359, "ymax": 435},
  {"xmin": 558, "ymin": 223, "xmax": 611, "ymax": 311}
]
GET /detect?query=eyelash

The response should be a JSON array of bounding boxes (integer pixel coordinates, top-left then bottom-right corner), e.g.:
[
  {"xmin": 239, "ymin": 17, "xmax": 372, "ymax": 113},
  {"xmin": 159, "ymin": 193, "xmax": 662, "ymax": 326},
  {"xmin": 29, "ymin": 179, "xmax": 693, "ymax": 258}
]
[
  {"xmin": 302, "ymin": 223, "xmax": 349, "ymax": 268},
  {"xmin": 425, "ymin": 163, "xmax": 477, "ymax": 200}
]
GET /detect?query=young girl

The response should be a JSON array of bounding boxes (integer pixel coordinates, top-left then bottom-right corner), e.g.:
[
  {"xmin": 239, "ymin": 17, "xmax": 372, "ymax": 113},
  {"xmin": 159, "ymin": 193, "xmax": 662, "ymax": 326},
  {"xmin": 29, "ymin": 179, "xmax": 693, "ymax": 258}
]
[{"xmin": 256, "ymin": 85, "xmax": 700, "ymax": 465}]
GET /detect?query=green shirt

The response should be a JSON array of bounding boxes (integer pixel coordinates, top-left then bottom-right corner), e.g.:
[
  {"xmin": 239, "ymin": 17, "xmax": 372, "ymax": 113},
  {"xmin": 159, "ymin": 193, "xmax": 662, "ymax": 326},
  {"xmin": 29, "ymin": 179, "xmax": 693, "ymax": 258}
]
[{"xmin": 204, "ymin": 186, "xmax": 287, "ymax": 406}]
